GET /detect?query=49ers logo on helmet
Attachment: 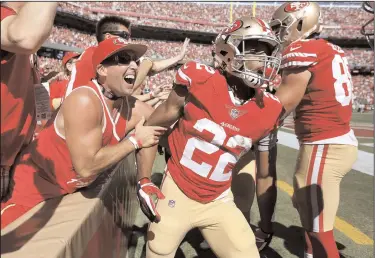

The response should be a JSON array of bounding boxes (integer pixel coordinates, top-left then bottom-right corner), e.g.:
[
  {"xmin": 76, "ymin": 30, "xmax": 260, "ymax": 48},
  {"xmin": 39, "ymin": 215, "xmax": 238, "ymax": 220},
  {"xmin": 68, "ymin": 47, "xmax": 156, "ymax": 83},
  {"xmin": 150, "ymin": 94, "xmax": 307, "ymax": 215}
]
[
  {"xmin": 284, "ymin": 2, "xmax": 310, "ymax": 13},
  {"xmin": 222, "ymin": 20, "xmax": 243, "ymax": 34}
]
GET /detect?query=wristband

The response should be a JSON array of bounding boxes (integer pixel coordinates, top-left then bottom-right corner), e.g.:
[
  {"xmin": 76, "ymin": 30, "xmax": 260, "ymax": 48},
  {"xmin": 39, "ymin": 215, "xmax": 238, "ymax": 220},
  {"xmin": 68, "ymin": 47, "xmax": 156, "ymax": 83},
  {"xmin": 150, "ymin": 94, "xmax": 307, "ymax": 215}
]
[
  {"xmin": 128, "ymin": 136, "xmax": 140, "ymax": 150},
  {"xmin": 128, "ymin": 134, "xmax": 143, "ymax": 150}
]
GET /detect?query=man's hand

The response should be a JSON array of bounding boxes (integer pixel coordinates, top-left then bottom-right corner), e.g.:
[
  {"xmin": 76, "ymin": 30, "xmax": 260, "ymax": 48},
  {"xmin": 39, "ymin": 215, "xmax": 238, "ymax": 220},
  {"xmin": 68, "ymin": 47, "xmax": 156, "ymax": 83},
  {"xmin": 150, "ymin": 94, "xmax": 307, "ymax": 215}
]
[
  {"xmin": 133, "ymin": 116, "xmax": 167, "ymax": 148},
  {"xmin": 178, "ymin": 38, "xmax": 190, "ymax": 61},
  {"xmin": 137, "ymin": 177, "xmax": 165, "ymax": 223}
]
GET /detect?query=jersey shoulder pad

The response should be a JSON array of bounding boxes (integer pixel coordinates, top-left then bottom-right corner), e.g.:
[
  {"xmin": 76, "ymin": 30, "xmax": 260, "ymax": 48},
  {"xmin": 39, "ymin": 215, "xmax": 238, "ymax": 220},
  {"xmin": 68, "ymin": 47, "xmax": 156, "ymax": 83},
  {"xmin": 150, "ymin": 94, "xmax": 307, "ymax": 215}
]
[
  {"xmin": 174, "ymin": 61, "xmax": 217, "ymax": 89},
  {"xmin": 281, "ymin": 39, "xmax": 319, "ymax": 70}
]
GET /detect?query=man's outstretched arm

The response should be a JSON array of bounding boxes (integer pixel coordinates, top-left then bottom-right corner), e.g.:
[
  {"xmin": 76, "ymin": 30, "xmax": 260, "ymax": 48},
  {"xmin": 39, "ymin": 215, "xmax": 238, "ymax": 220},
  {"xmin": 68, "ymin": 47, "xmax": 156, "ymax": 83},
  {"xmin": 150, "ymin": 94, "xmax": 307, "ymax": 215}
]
[{"xmin": 133, "ymin": 38, "xmax": 190, "ymax": 88}]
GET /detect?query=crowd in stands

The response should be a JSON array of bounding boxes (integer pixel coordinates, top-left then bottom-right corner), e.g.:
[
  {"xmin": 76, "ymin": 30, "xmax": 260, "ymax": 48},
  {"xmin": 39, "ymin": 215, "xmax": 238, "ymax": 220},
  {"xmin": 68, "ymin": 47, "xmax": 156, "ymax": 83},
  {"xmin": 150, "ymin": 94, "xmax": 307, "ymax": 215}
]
[
  {"xmin": 47, "ymin": 25, "xmax": 373, "ymax": 70},
  {"xmin": 43, "ymin": 2, "xmax": 374, "ymax": 106},
  {"xmin": 57, "ymin": 2, "xmax": 373, "ymax": 39}
]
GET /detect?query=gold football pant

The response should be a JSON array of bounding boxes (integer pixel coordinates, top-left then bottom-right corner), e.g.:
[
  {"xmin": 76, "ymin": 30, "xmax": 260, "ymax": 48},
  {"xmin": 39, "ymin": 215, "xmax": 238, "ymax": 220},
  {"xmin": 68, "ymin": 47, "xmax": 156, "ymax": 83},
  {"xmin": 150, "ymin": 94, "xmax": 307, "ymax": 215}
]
[
  {"xmin": 293, "ymin": 144, "xmax": 358, "ymax": 232},
  {"xmin": 146, "ymin": 172, "xmax": 259, "ymax": 258}
]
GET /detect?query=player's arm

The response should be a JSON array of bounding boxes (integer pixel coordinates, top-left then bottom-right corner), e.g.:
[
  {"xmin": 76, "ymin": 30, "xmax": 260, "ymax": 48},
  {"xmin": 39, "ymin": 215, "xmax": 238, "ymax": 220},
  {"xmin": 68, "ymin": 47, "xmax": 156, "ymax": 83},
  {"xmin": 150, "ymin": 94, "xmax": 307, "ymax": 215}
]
[
  {"xmin": 275, "ymin": 68, "xmax": 311, "ymax": 115},
  {"xmin": 145, "ymin": 84, "xmax": 188, "ymax": 127},
  {"xmin": 255, "ymin": 130, "xmax": 278, "ymax": 181},
  {"xmin": 1, "ymin": 2, "xmax": 58, "ymax": 54},
  {"xmin": 125, "ymin": 97, "xmax": 167, "ymax": 181}
]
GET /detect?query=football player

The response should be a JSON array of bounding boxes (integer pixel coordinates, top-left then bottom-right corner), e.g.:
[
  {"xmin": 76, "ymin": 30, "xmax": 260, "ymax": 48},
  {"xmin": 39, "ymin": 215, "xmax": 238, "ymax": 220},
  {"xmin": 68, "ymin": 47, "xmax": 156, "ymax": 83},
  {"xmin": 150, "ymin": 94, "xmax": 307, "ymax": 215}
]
[
  {"xmin": 268, "ymin": 2, "xmax": 358, "ymax": 258},
  {"xmin": 137, "ymin": 16, "xmax": 284, "ymax": 258}
]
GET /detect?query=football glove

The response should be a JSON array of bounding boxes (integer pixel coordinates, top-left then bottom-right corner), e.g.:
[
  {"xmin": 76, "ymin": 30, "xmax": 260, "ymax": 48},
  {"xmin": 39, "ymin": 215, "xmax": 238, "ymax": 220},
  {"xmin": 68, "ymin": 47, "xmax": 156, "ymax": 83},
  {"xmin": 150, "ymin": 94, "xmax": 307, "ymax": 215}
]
[{"xmin": 136, "ymin": 177, "xmax": 165, "ymax": 223}]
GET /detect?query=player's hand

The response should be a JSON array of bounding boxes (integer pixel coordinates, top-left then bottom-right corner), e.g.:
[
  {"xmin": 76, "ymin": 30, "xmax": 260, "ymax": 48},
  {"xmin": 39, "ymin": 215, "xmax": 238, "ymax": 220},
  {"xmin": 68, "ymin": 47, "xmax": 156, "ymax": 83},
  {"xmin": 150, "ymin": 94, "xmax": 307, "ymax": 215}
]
[
  {"xmin": 178, "ymin": 38, "xmax": 190, "ymax": 61},
  {"xmin": 137, "ymin": 177, "xmax": 165, "ymax": 223},
  {"xmin": 133, "ymin": 116, "xmax": 167, "ymax": 148}
]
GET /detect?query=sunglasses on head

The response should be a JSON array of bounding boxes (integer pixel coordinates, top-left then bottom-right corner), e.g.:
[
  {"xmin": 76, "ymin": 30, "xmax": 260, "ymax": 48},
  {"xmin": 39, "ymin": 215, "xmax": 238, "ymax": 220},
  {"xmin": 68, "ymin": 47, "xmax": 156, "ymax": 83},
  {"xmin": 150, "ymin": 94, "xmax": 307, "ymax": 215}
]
[{"xmin": 104, "ymin": 31, "xmax": 131, "ymax": 40}]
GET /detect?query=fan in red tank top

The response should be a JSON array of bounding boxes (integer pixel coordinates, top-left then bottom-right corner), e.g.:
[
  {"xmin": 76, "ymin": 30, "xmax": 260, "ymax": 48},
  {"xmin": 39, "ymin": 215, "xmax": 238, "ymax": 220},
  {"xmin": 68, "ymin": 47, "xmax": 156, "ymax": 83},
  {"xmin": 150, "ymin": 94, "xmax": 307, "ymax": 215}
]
[
  {"xmin": 64, "ymin": 16, "xmax": 190, "ymax": 100},
  {"xmin": 0, "ymin": 37, "xmax": 167, "ymax": 229},
  {"xmin": 139, "ymin": 16, "xmax": 284, "ymax": 258}
]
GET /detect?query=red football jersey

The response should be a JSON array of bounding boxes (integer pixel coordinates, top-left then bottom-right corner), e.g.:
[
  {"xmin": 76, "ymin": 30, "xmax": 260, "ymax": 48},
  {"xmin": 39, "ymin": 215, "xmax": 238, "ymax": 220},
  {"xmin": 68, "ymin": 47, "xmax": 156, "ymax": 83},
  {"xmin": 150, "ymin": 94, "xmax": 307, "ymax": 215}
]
[
  {"xmin": 281, "ymin": 39, "xmax": 353, "ymax": 142},
  {"xmin": 167, "ymin": 61, "xmax": 282, "ymax": 203},
  {"xmin": 10, "ymin": 80, "xmax": 127, "ymax": 207},
  {"xmin": 1, "ymin": 6, "xmax": 39, "ymax": 168},
  {"xmin": 64, "ymin": 46, "xmax": 97, "ymax": 98}
]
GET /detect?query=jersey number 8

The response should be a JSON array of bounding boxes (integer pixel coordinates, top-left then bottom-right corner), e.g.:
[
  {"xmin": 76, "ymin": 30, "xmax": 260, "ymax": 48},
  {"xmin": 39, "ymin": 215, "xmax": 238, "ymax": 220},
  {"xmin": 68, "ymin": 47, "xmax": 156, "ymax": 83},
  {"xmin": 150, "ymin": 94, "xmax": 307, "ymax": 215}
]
[{"xmin": 332, "ymin": 55, "xmax": 353, "ymax": 107}]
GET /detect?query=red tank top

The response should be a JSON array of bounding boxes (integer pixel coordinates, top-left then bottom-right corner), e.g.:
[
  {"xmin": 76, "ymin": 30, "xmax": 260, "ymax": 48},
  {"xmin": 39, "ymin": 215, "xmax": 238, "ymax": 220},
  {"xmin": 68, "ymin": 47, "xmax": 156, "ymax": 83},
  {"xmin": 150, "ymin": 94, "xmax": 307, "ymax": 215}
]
[{"xmin": 28, "ymin": 80, "xmax": 127, "ymax": 193}]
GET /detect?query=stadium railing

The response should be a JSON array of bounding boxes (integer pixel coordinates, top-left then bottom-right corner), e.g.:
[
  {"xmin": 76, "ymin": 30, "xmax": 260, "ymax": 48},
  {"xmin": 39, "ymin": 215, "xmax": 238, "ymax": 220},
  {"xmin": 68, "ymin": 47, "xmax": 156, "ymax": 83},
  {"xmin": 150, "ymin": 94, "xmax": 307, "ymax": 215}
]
[{"xmin": 1, "ymin": 153, "xmax": 138, "ymax": 258}]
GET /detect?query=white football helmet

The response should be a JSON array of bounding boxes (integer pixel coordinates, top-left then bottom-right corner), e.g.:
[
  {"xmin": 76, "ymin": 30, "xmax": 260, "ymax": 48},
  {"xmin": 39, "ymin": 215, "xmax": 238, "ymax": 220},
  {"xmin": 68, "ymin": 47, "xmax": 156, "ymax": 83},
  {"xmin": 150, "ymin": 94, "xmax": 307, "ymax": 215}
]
[
  {"xmin": 361, "ymin": 1, "xmax": 374, "ymax": 50},
  {"xmin": 214, "ymin": 16, "xmax": 281, "ymax": 88},
  {"xmin": 270, "ymin": 2, "xmax": 322, "ymax": 49}
]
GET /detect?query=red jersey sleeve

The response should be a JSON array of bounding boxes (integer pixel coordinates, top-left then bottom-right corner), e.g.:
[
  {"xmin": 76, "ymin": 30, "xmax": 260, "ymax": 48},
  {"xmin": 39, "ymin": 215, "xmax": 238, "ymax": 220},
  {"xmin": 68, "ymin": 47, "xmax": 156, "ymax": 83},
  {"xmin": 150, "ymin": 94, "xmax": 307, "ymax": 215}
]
[
  {"xmin": 1, "ymin": 6, "xmax": 16, "ymax": 21},
  {"xmin": 174, "ymin": 61, "xmax": 217, "ymax": 90},
  {"xmin": 280, "ymin": 40, "xmax": 319, "ymax": 70}
]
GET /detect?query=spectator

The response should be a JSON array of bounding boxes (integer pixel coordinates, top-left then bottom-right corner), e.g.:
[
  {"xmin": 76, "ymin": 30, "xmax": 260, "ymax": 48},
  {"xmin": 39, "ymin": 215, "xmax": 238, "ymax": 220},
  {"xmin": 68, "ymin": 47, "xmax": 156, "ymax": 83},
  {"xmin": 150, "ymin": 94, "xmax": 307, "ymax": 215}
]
[
  {"xmin": 66, "ymin": 15, "xmax": 190, "ymax": 100},
  {"xmin": 49, "ymin": 52, "xmax": 81, "ymax": 111},
  {"xmin": 0, "ymin": 37, "xmax": 166, "ymax": 229},
  {"xmin": 1, "ymin": 2, "xmax": 57, "ymax": 201}
]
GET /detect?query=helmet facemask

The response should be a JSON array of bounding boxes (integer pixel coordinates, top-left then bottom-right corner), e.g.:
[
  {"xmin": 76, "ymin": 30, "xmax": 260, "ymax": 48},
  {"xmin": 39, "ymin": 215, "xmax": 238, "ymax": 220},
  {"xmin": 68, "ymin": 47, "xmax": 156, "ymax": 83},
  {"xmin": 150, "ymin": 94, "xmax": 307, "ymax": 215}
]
[{"xmin": 216, "ymin": 33, "xmax": 281, "ymax": 88}]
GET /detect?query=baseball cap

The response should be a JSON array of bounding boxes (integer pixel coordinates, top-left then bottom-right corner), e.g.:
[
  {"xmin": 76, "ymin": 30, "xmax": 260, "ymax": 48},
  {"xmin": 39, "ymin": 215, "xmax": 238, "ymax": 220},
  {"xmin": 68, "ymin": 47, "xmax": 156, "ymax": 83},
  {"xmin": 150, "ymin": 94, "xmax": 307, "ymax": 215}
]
[
  {"xmin": 62, "ymin": 52, "xmax": 81, "ymax": 67},
  {"xmin": 92, "ymin": 37, "xmax": 147, "ymax": 69}
]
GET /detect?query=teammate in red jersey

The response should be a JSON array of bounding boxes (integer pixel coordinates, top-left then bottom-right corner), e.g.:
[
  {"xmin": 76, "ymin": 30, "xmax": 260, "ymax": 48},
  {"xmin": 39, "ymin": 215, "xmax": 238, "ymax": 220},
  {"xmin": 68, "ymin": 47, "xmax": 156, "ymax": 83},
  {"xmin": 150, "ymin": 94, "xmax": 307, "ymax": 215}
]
[
  {"xmin": 258, "ymin": 2, "xmax": 358, "ymax": 258},
  {"xmin": 0, "ymin": 37, "xmax": 166, "ymax": 229},
  {"xmin": 1, "ymin": 2, "xmax": 57, "ymax": 201},
  {"xmin": 65, "ymin": 16, "xmax": 189, "ymax": 99},
  {"xmin": 136, "ymin": 16, "xmax": 283, "ymax": 258}
]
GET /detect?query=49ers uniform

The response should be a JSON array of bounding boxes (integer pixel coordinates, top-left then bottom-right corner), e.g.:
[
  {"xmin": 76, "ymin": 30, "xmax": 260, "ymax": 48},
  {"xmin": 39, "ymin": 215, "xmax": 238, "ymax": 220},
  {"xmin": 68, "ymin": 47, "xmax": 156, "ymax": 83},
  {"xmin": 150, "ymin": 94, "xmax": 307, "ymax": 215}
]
[
  {"xmin": 147, "ymin": 61, "xmax": 282, "ymax": 258},
  {"xmin": 281, "ymin": 39, "xmax": 358, "ymax": 234},
  {"xmin": 168, "ymin": 61, "xmax": 282, "ymax": 203},
  {"xmin": 1, "ymin": 80, "xmax": 127, "ymax": 229}
]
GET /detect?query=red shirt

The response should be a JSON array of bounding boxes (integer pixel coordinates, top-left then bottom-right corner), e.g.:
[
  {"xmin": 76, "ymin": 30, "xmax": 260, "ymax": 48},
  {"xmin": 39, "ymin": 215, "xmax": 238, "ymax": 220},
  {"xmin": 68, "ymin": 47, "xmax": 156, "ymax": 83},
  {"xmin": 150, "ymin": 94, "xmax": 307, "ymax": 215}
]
[
  {"xmin": 11, "ymin": 80, "xmax": 127, "ymax": 206},
  {"xmin": 167, "ymin": 61, "xmax": 282, "ymax": 203},
  {"xmin": 49, "ymin": 79, "xmax": 68, "ymax": 108},
  {"xmin": 281, "ymin": 39, "xmax": 353, "ymax": 142},
  {"xmin": 64, "ymin": 46, "xmax": 97, "ymax": 98},
  {"xmin": 1, "ymin": 6, "xmax": 39, "ymax": 168}
]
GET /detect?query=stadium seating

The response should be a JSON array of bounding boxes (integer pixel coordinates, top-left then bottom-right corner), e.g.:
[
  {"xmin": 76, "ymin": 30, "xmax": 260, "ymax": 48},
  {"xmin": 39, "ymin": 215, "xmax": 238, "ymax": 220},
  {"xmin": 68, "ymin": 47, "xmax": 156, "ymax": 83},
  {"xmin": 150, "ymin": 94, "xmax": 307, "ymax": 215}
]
[{"xmin": 57, "ymin": 2, "xmax": 373, "ymax": 39}]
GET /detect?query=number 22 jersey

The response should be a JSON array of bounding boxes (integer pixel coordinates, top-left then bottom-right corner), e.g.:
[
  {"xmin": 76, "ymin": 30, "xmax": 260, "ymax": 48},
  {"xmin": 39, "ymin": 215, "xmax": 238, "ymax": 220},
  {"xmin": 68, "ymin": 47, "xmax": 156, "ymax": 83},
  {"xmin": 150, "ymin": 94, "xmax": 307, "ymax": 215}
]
[{"xmin": 167, "ymin": 61, "xmax": 282, "ymax": 203}]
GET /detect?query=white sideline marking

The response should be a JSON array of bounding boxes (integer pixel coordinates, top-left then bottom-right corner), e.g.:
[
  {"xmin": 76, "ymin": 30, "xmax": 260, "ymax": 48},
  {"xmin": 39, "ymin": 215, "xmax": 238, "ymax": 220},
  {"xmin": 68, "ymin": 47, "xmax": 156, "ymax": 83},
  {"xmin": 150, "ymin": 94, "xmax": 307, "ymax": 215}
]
[
  {"xmin": 361, "ymin": 143, "xmax": 374, "ymax": 147},
  {"xmin": 277, "ymin": 131, "xmax": 374, "ymax": 176}
]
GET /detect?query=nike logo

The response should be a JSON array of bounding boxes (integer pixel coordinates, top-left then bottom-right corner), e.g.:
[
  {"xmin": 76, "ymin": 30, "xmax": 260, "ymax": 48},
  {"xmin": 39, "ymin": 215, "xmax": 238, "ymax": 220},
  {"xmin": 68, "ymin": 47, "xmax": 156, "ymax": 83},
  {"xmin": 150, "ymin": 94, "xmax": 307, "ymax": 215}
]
[{"xmin": 290, "ymin": 45, "xmax": 302, "ymax": 51}]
